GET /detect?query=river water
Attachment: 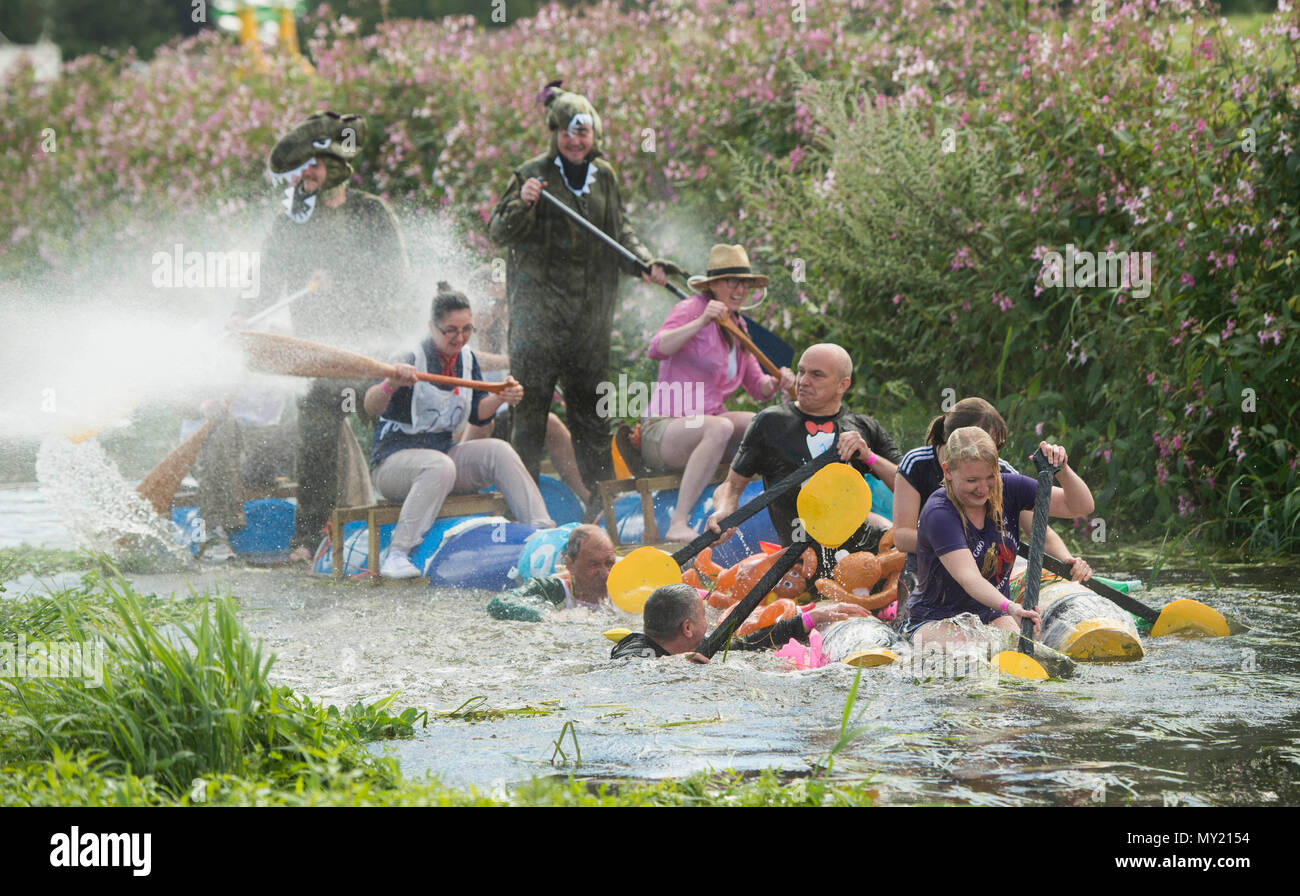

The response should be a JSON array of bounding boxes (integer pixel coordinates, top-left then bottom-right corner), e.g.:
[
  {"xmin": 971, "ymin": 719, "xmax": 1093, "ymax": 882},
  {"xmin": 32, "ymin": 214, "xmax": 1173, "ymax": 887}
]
[{"xmin": 2, "ymin": 486, "xmax": 1296, "ymax": 805}]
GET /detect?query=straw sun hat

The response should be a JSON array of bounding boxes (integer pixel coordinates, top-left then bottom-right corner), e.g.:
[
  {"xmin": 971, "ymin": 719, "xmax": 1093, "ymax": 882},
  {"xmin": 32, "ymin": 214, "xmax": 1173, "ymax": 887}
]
[{"xmin": 687, "ymin": 244, "xmax": 769, "ymax": 290}]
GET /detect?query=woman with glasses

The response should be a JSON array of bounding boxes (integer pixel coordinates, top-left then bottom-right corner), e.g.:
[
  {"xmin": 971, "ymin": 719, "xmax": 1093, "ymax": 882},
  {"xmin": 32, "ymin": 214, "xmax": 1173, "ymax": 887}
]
[
  {"xmin": 642, "ymin": 244, "xmax": 795, "ymax": 543},
  {"xmin": 363, "ymin": 282, "xmax": 554, "ymax": 579}
]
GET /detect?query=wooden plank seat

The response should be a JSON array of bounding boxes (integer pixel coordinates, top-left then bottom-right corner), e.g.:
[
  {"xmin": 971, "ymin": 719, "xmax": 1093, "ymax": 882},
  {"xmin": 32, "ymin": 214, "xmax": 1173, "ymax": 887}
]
[
  {"xmin": 329, "ymin": 492, "xmax": 512, "ymax": 579},
  {"xmin": 597, "ymin": 464, "xmax": 730, "ymax": 547}
]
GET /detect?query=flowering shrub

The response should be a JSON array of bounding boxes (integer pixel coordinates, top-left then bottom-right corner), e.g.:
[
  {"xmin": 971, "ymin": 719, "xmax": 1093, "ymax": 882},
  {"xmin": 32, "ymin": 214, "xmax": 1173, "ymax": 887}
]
[
  {"xmin": 733, "ymin": 1, "xmax": 1299, "ymax": 554},
  {"xmin": 1, "ymin": 0, "xmax": 1296, "ymax": 551}
]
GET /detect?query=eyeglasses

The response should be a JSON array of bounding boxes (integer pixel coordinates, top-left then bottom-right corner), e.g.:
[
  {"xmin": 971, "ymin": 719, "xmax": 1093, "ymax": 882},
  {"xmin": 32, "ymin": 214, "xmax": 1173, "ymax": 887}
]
[
  {"xmin": 721, "ymin": 278, "xmax": 752, "ymax": 289},
  {"xmin": 438, "ymin": 324, "xmax": 475, "ymax": 339}
]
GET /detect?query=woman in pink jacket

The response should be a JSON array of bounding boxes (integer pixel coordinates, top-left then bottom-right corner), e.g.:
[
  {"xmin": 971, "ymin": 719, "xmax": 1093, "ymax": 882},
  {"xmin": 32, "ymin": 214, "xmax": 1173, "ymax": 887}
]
[{"xmin": 642, "ymin": 245, "xmax": 794, "ymax": 542}]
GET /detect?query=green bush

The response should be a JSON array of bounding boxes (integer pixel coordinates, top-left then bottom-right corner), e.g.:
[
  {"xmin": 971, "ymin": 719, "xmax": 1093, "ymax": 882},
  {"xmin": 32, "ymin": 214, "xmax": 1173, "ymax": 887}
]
[{"xmin": 733, "ymin": 8, "xmax": 1299, "ymax": 554}]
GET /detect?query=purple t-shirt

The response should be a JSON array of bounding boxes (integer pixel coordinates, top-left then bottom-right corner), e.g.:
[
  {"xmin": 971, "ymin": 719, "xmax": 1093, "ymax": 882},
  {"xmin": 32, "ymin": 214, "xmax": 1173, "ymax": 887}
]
[{"xmin": 905, "ymin": 472, "xmax": 1038, "ymax": 624}]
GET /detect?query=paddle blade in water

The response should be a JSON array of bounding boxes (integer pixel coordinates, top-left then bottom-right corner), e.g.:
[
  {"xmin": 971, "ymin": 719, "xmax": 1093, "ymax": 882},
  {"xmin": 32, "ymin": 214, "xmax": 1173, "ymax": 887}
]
[
  {"xmin": 993, "ymin": 650, "xmax": 1050, "ymax": 680},
  {"xmin": 797, "ymin": 462, "xmax": 871, "ymax": 549},
  {"xmin": 608, "ymin": 546, "xmax": 682, "ymax": 613},
  {"xmin": 1149, "ymin": 599, "xmax": 1231, "ymax": 638},
  {"xmin": 842, "ymin": 648, "xmax": 900, "ymax": 668}
]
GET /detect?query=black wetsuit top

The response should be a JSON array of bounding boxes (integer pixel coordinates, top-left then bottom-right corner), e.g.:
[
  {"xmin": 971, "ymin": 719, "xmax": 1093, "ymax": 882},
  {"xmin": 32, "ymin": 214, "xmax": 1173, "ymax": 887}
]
[{"xmin": 609, "ymin": 616, "xmax": 811, "ymax": 660}]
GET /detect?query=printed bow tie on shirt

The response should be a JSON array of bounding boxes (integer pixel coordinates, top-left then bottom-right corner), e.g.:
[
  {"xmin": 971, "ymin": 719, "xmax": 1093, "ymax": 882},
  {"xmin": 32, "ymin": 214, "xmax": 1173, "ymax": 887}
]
[{"xmin": 805, "ymin": 421, "xmax": 834, "ymax": 435}]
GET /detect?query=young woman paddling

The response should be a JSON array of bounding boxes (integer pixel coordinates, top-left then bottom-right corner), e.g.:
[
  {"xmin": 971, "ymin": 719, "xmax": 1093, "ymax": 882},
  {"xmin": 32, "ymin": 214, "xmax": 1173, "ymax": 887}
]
[
  {"xmin": 641, "ymin": 244, "xmax": 795, "ymax": 542},
  {"xmin": 364, "ymin": 283, "xmax": 554, "ymax": 579},
  {"xmin": 904, "ymin": 427, "xmax": 1095, "ymax": 647},
  {"xmin": 893, "ymin": 398, "xmax": 1091, "ymax": 614}
]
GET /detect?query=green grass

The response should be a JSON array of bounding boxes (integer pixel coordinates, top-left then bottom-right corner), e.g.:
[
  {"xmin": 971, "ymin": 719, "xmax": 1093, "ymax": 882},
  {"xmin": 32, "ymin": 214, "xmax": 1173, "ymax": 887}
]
[
  {"xmin": 0, "ymin": 546, "xmax": 98, "ymax": 580},
  {"xmin": 0, "ymin": 563, "xmax": 877, "ymax": 807}
]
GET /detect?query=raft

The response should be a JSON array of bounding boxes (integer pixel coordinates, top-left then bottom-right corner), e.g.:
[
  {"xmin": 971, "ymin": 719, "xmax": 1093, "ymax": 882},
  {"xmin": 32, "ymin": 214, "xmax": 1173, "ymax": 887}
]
[
  {"xmin": 1012, "ymin": 565, "xmax": 1146, "ymax": 662},
  {"xmin": 171, "ymin": 474, "xmax": 584, "ymax": 588}
]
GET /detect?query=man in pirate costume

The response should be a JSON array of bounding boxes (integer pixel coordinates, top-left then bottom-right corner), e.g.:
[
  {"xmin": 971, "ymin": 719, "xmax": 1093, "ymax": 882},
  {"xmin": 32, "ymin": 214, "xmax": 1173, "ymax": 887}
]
[
  {"xmin": 488, "ymin": 81, "xmax": 671, "ymax": 498},
  {"xmin": 246, "ymin": 111, "xmax": 414, "ymax": 560}
]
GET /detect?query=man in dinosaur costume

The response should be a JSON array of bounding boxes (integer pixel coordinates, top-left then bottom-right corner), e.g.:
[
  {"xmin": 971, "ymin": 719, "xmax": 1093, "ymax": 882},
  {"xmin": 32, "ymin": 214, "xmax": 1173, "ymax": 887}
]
[
  {"xmin": 249, "ymin": 111, "xmax": 414, "ymax": 558},
  {"xmin": 489, "ymin": 82, "xmax": 669, "ymax": 499}
]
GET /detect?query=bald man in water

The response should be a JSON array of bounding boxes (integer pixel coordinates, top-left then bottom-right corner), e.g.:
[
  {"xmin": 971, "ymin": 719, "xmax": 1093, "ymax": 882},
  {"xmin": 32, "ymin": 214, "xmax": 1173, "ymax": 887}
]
[{"xmin": 706, "ymin": 343, "xmax": 901, "ymax": 575}]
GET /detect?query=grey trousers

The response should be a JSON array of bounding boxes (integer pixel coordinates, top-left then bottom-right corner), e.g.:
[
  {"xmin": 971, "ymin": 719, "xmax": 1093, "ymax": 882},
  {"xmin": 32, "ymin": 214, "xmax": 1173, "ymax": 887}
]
[{"xmin": 371, "ymin": 439, "xmax": 554, "ymax": 554}]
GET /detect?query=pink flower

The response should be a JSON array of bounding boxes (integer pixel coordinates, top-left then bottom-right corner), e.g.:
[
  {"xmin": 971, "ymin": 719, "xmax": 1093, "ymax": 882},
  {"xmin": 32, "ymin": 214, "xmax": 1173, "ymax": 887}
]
[
  {"xmin": 1097, "ymin": 144, "xmax": 1105, "ymax": 156},
  {"xmin": 1035, "ymin": 422, "xmax": 1044, "ymax": 436}
]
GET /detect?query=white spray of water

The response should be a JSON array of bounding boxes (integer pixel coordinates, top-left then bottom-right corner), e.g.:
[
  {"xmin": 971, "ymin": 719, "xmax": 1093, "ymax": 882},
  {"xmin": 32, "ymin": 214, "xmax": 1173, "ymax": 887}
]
[
  {"xmin": 35, "ymin": 434, "xmax": 188, "ymax": 560},
  {"xmin": 4, "ymin": 203, "xmax": 507, "ymax": 553}
]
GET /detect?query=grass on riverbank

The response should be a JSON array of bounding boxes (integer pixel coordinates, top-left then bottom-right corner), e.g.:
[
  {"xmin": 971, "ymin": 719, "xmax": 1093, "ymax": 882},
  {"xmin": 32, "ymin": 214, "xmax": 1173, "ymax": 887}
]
[{"xmin": 0, "ymin": 562, "xmax": 875, "ymax": 807}]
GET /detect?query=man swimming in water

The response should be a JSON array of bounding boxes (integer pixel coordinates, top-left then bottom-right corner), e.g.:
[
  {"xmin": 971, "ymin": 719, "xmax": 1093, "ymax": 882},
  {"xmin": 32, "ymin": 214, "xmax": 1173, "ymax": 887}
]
[
  {"xmin": 610, "ymin": 583, "xmax": 869, "ymax": 661},
  {"xmin": 488, "ymin": 525, "xmax": 616, "ymax": 621}
]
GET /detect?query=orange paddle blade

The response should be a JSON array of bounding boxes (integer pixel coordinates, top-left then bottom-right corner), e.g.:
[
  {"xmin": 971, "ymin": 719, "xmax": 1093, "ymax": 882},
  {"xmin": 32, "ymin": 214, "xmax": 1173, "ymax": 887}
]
[
  {"xmin": 237, "ymin": 331, "xmax": 504, "ymax": 392},
  {"xmin": 136, "ymin": 420, "xmax": 214, "ymax": 515}
]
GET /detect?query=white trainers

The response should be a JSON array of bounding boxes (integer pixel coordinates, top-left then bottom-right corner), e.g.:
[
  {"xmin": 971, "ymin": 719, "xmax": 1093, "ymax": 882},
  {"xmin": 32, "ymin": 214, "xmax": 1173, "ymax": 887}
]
[{"xmin": 380, "ymin": 550, "xmax": 422, "ymax": 579}]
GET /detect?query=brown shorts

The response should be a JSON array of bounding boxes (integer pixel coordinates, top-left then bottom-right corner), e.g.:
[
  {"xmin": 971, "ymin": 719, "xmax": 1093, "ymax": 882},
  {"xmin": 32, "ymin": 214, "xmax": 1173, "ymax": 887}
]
[{"xmin": 638, "ymin": 417, "xmax": 677, "ymax": 472}]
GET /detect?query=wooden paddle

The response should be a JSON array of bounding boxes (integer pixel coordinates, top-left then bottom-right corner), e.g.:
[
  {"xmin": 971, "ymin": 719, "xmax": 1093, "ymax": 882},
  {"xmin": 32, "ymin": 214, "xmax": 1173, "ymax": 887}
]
[
  {"xmin": 1019, "ymin": 544, "xmax": 1239, "ymax": 637},
  {"xmin": 136, "ymin": 420, "xmax": 214, "ymax": 515},
  {"xmin": 537, "ymin": 190, "xmax": 791, "ymax": 392},
  {"xmin": 236, "ymin": 331, "xmax": 509, "ymax": 393},
  {"xmin": 607, "ymin": 445, "xmax": 845, "ymax": 612},
  {"xmin": 697, "ymin": 462, "xmax": 871, "ymax": 658}
]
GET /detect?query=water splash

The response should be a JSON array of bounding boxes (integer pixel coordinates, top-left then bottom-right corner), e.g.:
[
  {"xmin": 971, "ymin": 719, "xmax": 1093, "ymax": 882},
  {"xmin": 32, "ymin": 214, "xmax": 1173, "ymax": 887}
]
[{"xmin": 35, "ymin": 434, "xmax": 189, "ymax": 564}]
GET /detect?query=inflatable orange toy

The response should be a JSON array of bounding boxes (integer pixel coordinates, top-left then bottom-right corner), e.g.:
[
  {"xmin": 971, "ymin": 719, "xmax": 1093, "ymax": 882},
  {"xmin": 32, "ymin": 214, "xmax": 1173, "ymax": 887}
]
[
  {"xmin": 731, "ymin": 547, "xmax": 817, "ymax": 607},
  {"xmin": 815, "ymin": 550, "xmax": 896, "ymax": 611},
  {"xmin": 719, "ymin": 597, "xmax": 800, "ymax": 638},
  {"xmin": 691, "ymin": 546, "xmax": 818, "ymax": 609}
]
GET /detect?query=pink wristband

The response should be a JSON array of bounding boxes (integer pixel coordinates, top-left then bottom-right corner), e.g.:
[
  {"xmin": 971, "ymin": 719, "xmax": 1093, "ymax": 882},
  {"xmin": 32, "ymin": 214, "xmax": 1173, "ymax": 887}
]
[
  {"xmin": 1000, "ymin": 599, "xmax": 1009, "ymax": 614},
  {"xmin": 802, "ymin": 611, "xmax": 815, "ymax": 631},
  {"xmin": 865, "ymin": 451, "xmax": 877, "ymax": 468},
  {"xmin": 381, "ymin": 381, "xmax": 395, "ymax": 394}
]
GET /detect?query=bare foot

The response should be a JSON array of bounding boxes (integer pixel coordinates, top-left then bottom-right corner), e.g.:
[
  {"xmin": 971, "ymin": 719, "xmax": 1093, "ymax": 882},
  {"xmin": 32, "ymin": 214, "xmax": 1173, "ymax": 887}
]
[{"xmin": 662, "ymin": 522, "xmax": 699, "ymax": 543}]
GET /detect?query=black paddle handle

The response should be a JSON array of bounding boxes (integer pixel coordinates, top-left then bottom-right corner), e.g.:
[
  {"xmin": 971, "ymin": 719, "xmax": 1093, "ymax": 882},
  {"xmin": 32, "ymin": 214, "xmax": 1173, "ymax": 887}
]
[
  {"xmin": 698, "ymin": 543, "xmax": 805, "ymax": 659},
  {"xmin": 538, "ymin": 190, "xmax": 690, "ymax": 299},
  {"xmin": 1018, "ymin": 448, "xmax": 1060, "ymax": 654},
  {"xmin": 1018, "ymin": 543, "xmax": 1160, "ymax": 624},
  {"xmin": 672, "ymin": 445, "xmax": 840, "ymax": 567}
]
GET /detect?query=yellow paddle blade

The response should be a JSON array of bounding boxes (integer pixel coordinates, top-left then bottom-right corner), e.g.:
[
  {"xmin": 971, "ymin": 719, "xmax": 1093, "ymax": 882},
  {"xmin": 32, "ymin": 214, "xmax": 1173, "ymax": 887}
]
[
  {"xmin": 992, "ymin": 650, "xmax": 1050, "ymax": 680},
  {"xmin": 603, "ymin": 627, "xmax": 633, "ymax": 643},
  {"xmin": 842, "ymin": 648, "xmax": 900, "ymax": 668},
  {"xmin": 797, "ymin": 462, "xmax": 871, "ymax": 549},
  {"xmin": 607, "ymin": 546, "xmax": 682, "ymax": 614},
  {"xmin": 1149, "ymin": 599, "xmax": 1231, "ymax": 638}
]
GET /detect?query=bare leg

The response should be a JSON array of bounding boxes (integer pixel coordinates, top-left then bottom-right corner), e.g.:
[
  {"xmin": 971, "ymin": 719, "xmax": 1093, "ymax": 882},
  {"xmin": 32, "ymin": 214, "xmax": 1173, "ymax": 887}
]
[
  {"xmin": 656, "ymin": 412, "xmax": 752, "ymax": 542},
  {"xmin": 544, "ymin": 413, "xmax": 590, "ymax": 504}
]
